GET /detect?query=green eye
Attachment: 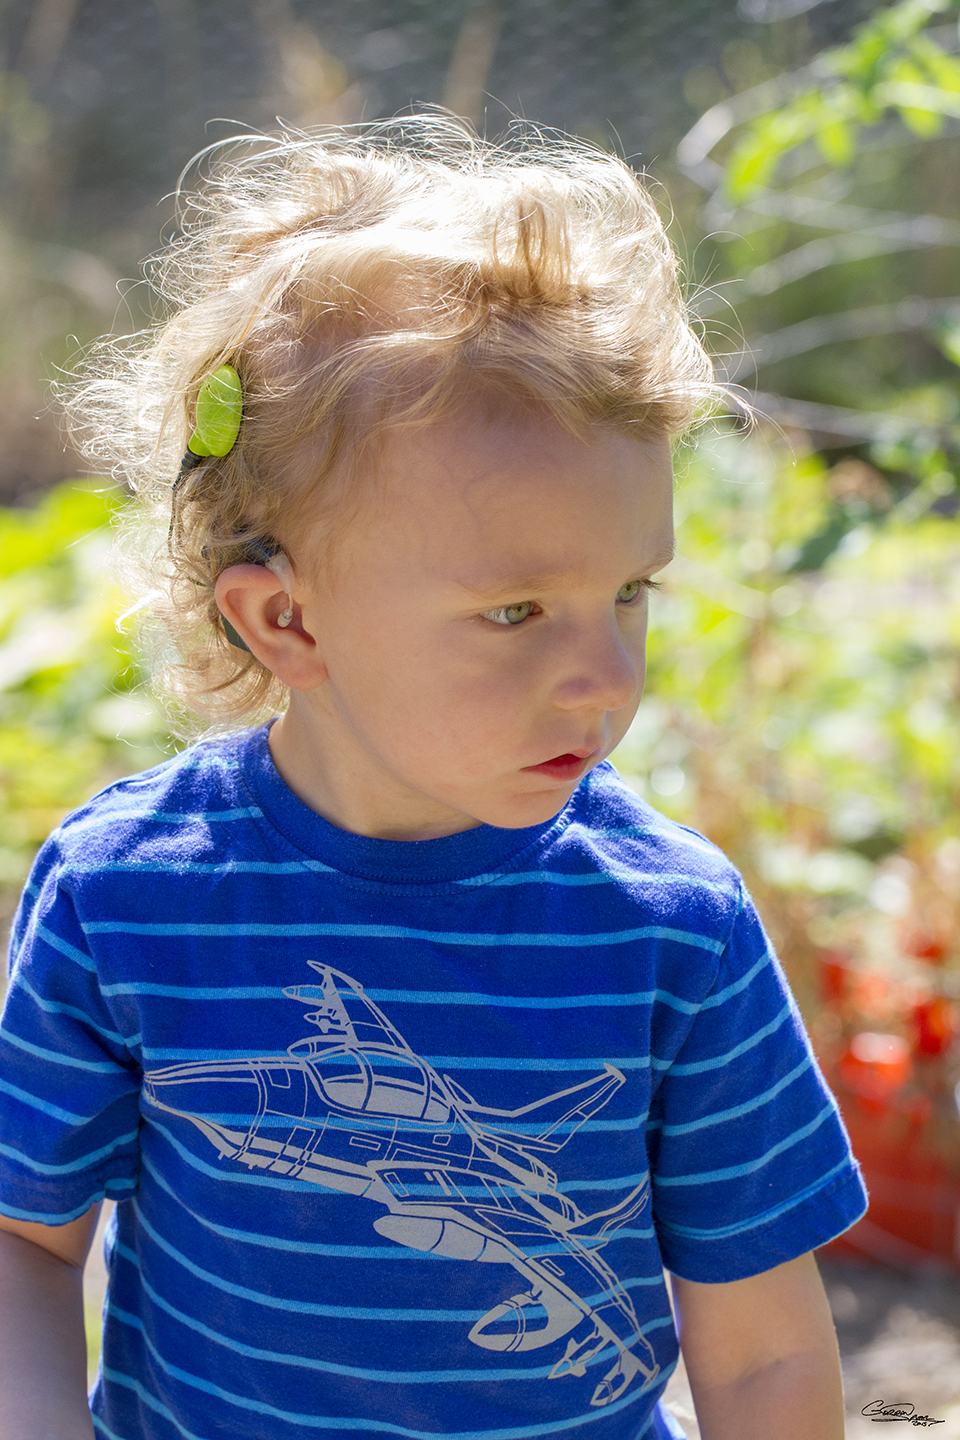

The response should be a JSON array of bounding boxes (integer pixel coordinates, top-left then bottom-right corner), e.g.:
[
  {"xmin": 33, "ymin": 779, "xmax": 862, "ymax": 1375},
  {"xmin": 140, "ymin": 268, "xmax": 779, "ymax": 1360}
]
[
  {"xmin": 617, "ymin": 580, "xmax": 643, "ymax": 603},
  {"xmin": 483, "ymin": 601, "xmax": 535, "ymax": 626}
]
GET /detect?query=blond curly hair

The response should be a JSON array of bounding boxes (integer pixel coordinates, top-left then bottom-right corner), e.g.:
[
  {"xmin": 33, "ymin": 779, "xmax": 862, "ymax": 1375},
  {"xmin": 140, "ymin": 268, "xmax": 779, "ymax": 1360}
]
[{"xmin": 66, "ymin": 114, "xmax": 715, "ymax": 727}]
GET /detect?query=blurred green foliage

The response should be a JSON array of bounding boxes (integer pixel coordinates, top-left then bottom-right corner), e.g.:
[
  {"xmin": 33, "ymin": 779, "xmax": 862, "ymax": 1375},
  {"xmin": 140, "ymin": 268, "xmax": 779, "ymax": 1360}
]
[
  {"xmin": 618, "ymin": 0, "xmax": 960, "ymax": 1074},
  {"xmin": 0, "ymin": 481, "xmax": 168, "ymax": 908},
  {"xmin": 614, "ymin": 430, "xmax": 960, "ymax": 1004},
  {"xmin": 726, "ymin": 0, "xmax": 960, "ymax": 200}
]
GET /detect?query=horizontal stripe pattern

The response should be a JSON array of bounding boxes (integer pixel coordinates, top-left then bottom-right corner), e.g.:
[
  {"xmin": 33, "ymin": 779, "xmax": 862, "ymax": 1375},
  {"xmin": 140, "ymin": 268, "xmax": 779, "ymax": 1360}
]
[
  {"xmin": 2, "ymin": 728, "xmax": 866, "ymax": 1440},
  {"xmin": 0, "ymin": 1130, "xmax": 138, "ymax": 1177},
  {"xmin": 81, "ymin": 921, "xmax": 726, "ymax": 953},
  {"xmin": 99, "ymin": 1352, "xmax": 658, "ymax": 1440}
]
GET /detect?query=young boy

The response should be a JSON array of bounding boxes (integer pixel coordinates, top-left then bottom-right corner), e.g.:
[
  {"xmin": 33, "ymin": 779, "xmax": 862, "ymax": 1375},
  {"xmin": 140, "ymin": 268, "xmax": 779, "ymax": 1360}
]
[{"xmin": 0, "ymin": 118, "xmax": 865, "ymax": 1440}]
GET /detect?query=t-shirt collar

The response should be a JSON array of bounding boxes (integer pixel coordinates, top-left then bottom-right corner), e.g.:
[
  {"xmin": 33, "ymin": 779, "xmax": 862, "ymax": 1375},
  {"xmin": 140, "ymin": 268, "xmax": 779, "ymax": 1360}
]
[{"xmin": 238, "ymin": 723, "xmax": 592, "ymax": 886}]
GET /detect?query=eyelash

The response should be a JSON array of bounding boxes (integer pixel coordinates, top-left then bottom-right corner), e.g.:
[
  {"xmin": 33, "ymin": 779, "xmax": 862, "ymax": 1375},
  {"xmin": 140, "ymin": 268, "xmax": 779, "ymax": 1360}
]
[{"xmin": 481, "ymin": 579, "xmax": 661, "ymax": 627}]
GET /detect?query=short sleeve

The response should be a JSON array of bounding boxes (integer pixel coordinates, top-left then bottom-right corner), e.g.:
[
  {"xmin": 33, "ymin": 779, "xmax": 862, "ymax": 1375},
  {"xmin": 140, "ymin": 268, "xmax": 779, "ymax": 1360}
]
[
  {"xmin": 0, "ymin": 841, "xmax": 142, "ymax": 1223},
  {"xmin": 646, "ymin": 884, "xmax": 867, "ymax": 1283}
]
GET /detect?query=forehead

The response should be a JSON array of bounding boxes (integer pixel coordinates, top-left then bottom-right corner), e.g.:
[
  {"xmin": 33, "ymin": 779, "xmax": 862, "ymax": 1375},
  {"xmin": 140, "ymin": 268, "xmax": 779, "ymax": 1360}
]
[{"xmin": 333, "ymin": 411, "xmax": 675, "ymax": 585}]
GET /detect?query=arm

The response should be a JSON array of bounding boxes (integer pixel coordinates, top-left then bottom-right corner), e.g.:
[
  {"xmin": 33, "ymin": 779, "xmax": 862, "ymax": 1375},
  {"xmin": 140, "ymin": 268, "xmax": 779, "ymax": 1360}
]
[
  {"xmin": 671, "ymin": 1251, "xmax": 844, "ymax": 1440},
  {"xmin": 0, "ymin": 1206, "xmax": 100, "ymax": 1440}
]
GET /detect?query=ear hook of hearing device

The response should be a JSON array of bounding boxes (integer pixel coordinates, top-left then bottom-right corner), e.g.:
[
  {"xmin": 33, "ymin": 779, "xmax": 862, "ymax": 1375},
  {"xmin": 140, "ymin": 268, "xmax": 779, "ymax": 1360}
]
[
  {"xmin": 265, "ymin": 552, "xmax": 296, "ymax": 628},
  {"xmin": 216, "ymin": 544, "xmax": 296, "ymax": 653}
]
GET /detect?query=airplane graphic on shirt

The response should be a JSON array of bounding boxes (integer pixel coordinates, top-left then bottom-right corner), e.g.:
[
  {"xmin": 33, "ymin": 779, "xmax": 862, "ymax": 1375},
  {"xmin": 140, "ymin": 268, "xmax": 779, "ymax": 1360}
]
[{"xmin": 143, "ymin": 963, "xmax": 659, "ymax": 1407}]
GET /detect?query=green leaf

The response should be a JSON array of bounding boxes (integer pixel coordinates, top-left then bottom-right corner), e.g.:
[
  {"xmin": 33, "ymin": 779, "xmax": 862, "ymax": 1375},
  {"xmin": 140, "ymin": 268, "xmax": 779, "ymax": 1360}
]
[
  {"xmin": 908, "ymin": 34, "xmax": 960, "ymax": 91},
  {"xmin": 724, "ymin": 105, "xmax": 818, "ymax": 200},
  {"xmin": 934, "ymin": 323, "xmax": 960, "ymax": 368},
  {"xmin": 899, "ymin": 103, "xmax": 944, "ymax": 134},
  {"xmin": 725, "ymin": 137, "xmax": 783, "ymax": 202},
  {"xmin": 815, "ymin": 116, "xmax": 856, "ymax": 165}
]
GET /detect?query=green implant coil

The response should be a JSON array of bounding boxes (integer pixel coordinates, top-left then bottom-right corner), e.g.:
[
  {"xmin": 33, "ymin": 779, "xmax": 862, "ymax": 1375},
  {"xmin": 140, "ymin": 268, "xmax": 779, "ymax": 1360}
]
[{"xmin": 187, "ymin": 365, "xmax": 243, "ymax": 457}]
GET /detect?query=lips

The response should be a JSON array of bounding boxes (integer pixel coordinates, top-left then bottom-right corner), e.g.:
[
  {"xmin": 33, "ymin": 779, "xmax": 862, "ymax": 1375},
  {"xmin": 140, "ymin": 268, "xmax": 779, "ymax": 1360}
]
[{"xmin": 522, "ymin": 749, "xmax": 599, "ymax": 781}]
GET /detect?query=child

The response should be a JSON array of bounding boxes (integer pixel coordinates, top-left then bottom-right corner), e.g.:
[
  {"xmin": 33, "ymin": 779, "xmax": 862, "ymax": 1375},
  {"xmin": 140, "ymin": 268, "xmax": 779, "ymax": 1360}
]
[{"xmin": 0, "ymin": 117, "xmax": 865, "ymax": 1440}]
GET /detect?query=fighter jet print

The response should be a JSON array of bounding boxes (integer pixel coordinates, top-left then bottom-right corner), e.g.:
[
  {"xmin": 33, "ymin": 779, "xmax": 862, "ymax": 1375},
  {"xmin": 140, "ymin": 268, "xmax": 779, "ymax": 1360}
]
[{"xmin": 143, "ymin": 964, "xmax": 659, "ymax": 1407}]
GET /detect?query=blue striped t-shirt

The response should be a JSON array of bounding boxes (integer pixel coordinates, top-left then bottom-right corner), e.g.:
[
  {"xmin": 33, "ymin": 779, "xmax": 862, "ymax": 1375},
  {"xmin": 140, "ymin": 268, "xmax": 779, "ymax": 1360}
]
[{"xmin": 0, "ymin": 724, "xmax": 866, "ymax": 1440}]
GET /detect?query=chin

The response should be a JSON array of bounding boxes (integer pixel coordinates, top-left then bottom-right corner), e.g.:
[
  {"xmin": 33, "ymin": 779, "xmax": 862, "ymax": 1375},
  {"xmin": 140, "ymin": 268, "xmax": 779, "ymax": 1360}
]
[{"xmin": 473, "ymin": 787, "xmax": 579, "ymax": 831}]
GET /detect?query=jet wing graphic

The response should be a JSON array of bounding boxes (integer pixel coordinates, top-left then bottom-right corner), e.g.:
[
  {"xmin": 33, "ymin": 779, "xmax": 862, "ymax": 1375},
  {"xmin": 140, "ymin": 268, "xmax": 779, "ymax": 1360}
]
[{"xmin": 442, "ymin": 1065, "xmax": 625, "ymax": 1153}]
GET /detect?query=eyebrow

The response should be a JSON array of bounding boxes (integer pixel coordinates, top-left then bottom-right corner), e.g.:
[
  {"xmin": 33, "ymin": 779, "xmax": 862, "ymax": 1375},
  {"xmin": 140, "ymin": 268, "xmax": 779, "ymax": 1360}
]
[
  {"xmin": 456, "ymin": 549, "xmax": 677, "ymax": 600},
  {"xmin": 457, "ymin": 572, "xmax": 568, "ymax": 600}
]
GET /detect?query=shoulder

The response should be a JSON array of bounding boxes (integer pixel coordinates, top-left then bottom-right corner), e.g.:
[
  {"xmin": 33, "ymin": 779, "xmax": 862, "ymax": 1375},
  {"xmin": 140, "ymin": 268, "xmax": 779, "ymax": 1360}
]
[
  {"xmin": 47, "ymin": 727, "xmax": 260, "ymax": 871},
  {"xmin": 574, "ymin": 762, "xmax": 737, "ymax": 874},
  {"xmin": 552, "ymin": 761, "xmax": 745, "ymax": 927}
]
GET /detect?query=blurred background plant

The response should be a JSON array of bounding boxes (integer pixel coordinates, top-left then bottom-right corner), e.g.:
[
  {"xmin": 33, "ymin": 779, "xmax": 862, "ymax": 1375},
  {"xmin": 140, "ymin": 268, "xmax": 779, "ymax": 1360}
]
[
  {"xmin": 0, "ymin": 481, "xmax": 169, "ymax": 933},
  {"xmin": 611, "ymin": 0, "xmax": 960, "ymax": 1274},
  {"xmin": 614, "ymin": 426, "xmax": 960, "ymax": 1269},
  {"xmin": 1, "ymin": 0, "xmax": 960, "ymax": 1365}
]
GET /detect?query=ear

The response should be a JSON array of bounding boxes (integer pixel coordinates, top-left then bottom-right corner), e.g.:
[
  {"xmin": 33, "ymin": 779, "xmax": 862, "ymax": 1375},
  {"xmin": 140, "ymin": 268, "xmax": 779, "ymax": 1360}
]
[{"xmin": 214, "ymin": 564, "xmax": 328, "ymax": 689}]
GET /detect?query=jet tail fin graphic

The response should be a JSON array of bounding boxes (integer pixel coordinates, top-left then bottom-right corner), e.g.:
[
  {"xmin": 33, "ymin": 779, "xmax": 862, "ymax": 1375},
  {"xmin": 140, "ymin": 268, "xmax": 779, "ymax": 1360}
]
[
  {"xmin": 283, "ymin": 971, "xmax": 357, "ymax": 1043},
  {"xmin": 283, "ymin": 964, "xmax": 410, "ymax": 1054},
  {"xmin": 443, "ymin": 1065, "xmax": 625, "ymax": 1152}
]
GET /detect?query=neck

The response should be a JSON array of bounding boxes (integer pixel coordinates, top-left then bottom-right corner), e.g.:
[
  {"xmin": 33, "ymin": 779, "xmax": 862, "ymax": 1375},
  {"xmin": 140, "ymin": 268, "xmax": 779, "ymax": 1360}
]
[{"xmin": 267, "ymin": 700, "xmax": 482, "ymax": 842}]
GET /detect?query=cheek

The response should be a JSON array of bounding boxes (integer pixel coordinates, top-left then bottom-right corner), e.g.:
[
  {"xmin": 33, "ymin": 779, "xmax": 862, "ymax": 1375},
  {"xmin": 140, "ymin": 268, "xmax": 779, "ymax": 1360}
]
[
  {"xmin": 402, "ymin": 654, "xmax": 527, "ymax": 734},
  {"xmin": 380, "ymin": 643, "xmax": 535, "ymax": 760}
]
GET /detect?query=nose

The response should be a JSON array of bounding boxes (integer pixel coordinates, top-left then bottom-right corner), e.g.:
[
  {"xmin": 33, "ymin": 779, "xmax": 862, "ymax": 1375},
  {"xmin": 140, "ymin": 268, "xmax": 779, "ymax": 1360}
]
[{"xmin": 551, "ymin": 617, "xmax": 643, "ymax": 714}]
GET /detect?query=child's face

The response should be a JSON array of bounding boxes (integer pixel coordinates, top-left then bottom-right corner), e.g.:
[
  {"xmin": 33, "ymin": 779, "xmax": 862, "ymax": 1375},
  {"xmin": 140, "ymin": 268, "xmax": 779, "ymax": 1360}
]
[{"xmin": 273, "ymin": 410, "xmax": 674, "ymax": 838}]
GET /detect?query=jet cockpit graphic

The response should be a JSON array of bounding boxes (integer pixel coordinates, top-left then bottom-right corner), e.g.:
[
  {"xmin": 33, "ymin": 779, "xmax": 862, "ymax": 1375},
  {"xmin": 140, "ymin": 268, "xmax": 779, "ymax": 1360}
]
[{"xmin": 143, "ymin": 963, "xmax": 658, "ymax": 1407}]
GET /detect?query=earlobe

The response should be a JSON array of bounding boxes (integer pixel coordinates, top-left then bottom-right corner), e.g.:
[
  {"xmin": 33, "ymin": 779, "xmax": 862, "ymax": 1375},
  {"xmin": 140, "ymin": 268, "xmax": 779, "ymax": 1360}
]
[{"xmin": 214, "ymin": 564, "xmax": 327, "ymax": 690}]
